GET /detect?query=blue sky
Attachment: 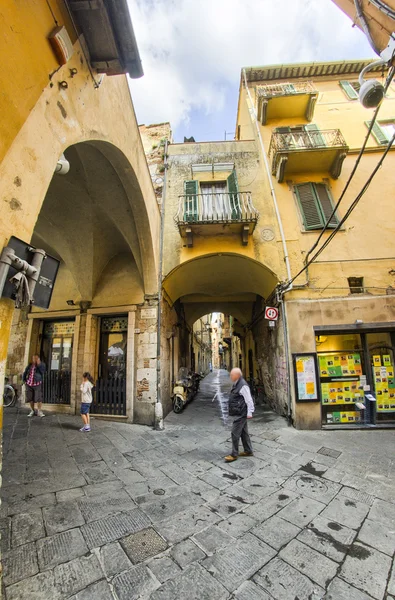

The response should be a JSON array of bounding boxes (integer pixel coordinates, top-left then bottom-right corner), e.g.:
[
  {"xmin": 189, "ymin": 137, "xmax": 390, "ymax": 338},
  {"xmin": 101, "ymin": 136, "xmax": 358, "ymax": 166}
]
[{"xmin": 127, "ymin": 0, "xmax": 375, "ymax": 143}]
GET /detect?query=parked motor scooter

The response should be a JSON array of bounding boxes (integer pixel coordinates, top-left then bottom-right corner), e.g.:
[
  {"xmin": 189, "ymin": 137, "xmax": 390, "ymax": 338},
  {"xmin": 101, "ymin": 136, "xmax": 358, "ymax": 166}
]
[
  {"xmin": 191, "ymin": 372, "xmax": 202, "ymax": 396},
  {"xmin": 172, "ymin": 368, "xmax": 194, "ymax": 413}
]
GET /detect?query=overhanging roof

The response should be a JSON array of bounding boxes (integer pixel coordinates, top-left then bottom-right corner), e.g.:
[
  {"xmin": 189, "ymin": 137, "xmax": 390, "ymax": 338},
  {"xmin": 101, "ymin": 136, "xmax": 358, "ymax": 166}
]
[
  {"xmin": 243, "ymin": 59, "xmax": 385, "ymax": 83},
  {"xmin": 68, "ymin": 0, "xmax": 143, "ymax": 77}
]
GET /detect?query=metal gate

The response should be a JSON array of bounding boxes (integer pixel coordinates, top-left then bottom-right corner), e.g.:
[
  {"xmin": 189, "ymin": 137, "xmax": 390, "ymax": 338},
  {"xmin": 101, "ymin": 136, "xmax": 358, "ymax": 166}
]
[{"xmin": 41, "ymin": 320, "xmax": 74, "ymax": 404}]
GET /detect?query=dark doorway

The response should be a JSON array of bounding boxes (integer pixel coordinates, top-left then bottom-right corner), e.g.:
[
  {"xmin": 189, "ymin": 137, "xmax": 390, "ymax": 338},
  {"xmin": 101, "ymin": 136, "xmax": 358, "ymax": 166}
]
[{"xmin": 41, "ymin": 320, "xmax": 74, "ymax": 404}]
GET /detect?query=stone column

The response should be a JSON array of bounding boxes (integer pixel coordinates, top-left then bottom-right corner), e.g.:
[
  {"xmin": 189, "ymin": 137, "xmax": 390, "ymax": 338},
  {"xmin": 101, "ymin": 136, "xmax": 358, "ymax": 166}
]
[
  {"xmin": 126, "ymin": 310, "xmax": 136, "ymax": 422},
  {"xmin": 135, "ymin": 300, "xmax": 158, "ymax": 425}
]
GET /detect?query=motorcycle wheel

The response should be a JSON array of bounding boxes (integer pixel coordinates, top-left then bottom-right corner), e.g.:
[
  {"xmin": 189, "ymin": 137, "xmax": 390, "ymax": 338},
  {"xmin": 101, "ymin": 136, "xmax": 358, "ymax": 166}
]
[{"xmin": 173, "ymin": 397, "xmax": 184, "ymax": 413}]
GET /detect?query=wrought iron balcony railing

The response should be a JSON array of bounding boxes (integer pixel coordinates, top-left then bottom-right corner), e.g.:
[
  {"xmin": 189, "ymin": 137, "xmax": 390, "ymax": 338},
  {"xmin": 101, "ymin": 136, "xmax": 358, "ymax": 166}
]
[
  {"xmin": 269, "ymin": 128, "xmax": 347, "ymax": 155},
  {"xmin": 175, "ymin": 192, "xmax": 259, "ymax": 224},
  {"xmin": 256, "ymin": 80, "xmax": 317, "ymax": 99}
]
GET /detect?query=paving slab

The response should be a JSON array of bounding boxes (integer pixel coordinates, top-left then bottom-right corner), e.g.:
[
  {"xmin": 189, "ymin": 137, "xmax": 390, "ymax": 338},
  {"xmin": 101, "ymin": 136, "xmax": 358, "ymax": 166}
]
[
  {"xmin": 140, "ymin": 491, "xmax": 201, "ymax": 523},
  {"xmin": 340, "ymin": 543, "xmax": 392, "ymax": 599},
  {"xmin": 78, "ymin": 490, "xmax": 135, "ymax": 522},
  {"xmin": 37, "ymin": 528, "xmax": 88, "ymax": 571},
  {"xmin": 98, "ymin": 446, "xmax": 131, "ymax": 471},
  {"xmin": 170, "ymin": 538, "xmax": 205, "ymax": 567},
  {"xmin": 81, "ymin": 509, "xmax": 151, "ymax": 548},
  {"xmin": 254, "ymin": 557, "xmax": 325, "ymax": 600},
  {"xmin": 98, "ymin": 541, "xmax": 132, "ymax": 578},
  {"xmin": 147, "ymin": 555, "xmax": 182, "ymax": 583},
  {"xmin": 277, "ymin": 495, "xmax": 326, "ymax": 528},
  {"xmin": 11, "ymin": 510, "xmax": 45, "ymax": 548},
  {"xmin": 68, "ymin": 579, "xmax": 114, "ymax": 600},
  {"xmin": 298, "ymin": 515, "xmax": 356, "ymax": 562},
  {"xmin": 216, "ymin": 512, "xmax": 257, "ymax": 538},
  {"xmin": 5, "ymin": 570, "xmax": 62, "ymax": 600},
  {"xmin": 283, "ymin": 471, "xmax": 341, "ymax": 504},
  {"xmin": 2, "ymin": 542, "xmax": 39, "ymax": 587},
  {"xmin": 112, "ymin": 564, "xmax": 159, "ymax": 600},
  {"xmin": 368, "ymin": 498, "xmax": 395, "ymax": 525},
  {"xmin": 203, "ymin": 532, "xmax": 276, "ymax": 592},
  {"xmin": 324, "ymin": 577, "xmax": 375, "ymax": 599},
  {"xmin": 53, "ymin": 553, "xmax": 103, "ymax": 597},
  {"xmin": 357, "ymin": 518, "xmax": 395, "ymax": 556},
  {"xmin": 208, "ymin": 493, "xmax": 250, "ymax": 518},
  {"xmin": 279, "ymin": 538, "xmax": 338, "ymax": 588},
  {"xmin": 80, "ymin": 461, "xmax": 118, "ymax": 484},
  {"xmin": 193, "ymin": 524, "xmax": 234, "ymax": 555},
  {"xmin": 387, "ymin": 558, "xmax": 395, "ymax": 596},
  {"xmin": 252, "ymin": 515, "xmax": 301, "ymax": 550},
  {"xmin": 234, "ymin": 580, "xmax": 273, "ymax": 600},
  {"xmin": 150, "ymin": 562, "xmax": 229, "ymax": 600},
  {"xmin": 43, "ymin": 500, "xmax": 85, "ymax": 535},
  {"xmin": 155, "ymin": 506, "xmax": 221, "ymax": 544},
  {"xmin": 244, "ymin": 488, "xmax": 298, "ymax": 521},
  {"xmin": 320, "ymin": 496, "xmax": 369, "ymax": 530},
  {"xmin": 56, "ymin": 487, "xmax": 85, "ymax": 503}
]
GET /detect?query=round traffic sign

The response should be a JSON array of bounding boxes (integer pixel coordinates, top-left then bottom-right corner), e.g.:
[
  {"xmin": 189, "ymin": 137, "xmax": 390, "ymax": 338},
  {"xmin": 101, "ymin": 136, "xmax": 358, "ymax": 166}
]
[{"xmin": 265, "ymin": 306, "xmax": 278, "ymax": 320}]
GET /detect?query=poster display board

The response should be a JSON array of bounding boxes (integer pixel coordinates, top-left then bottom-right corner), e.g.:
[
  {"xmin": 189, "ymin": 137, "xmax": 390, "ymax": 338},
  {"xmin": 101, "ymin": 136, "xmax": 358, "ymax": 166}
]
[
  {"xmin": 293, "ymin": 353, "xmax": 320, "ymax": 402},
  {"xmin": 372, "ymin": 354, "xmax": 395, "ymax": 412}
]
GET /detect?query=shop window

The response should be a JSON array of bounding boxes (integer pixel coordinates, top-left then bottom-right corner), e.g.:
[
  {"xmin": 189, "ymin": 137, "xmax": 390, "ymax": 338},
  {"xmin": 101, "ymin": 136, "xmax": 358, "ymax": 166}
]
[
  {"xmin": 348, "ymin": 277, "xmax": 364, "ymax": 294},
  {"xmin": 294, "ymin": 182, "xmax": 338, "ymax": 230},
  {"xmin": 366, "ymin": 120, "xmax": 395, "ymax": 145},
  {"xmin": 339, "ymin": 80, "xmax": 360, "ymax": 100}
]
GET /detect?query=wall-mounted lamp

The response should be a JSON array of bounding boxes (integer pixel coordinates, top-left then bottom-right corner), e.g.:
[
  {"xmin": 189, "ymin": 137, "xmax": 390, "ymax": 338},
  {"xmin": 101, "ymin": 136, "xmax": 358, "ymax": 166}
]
[{"xmin": 66, "ymin": 300, "xmax": 75, "ymax": 306}]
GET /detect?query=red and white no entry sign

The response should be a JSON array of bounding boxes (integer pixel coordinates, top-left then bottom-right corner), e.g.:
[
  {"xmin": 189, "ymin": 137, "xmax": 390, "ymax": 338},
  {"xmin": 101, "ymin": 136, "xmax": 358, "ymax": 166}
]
[{"xmin": 264, "ymin": 306, "xmax": 279, "ymax": 321}]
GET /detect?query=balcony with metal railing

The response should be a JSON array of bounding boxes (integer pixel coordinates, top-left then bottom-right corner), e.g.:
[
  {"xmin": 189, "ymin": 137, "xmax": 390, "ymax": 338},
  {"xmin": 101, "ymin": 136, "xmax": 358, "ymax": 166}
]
[
  {"xmin": 269, "ymin": 128, "xmax": 349, "ymax": 183},
  {"xmin": 175, "ymin": 191, "xmax": 259, "ymax": 247},
  {"xmin": 256, "ymin": 81, "xmax": 318, "ymax": 124}
]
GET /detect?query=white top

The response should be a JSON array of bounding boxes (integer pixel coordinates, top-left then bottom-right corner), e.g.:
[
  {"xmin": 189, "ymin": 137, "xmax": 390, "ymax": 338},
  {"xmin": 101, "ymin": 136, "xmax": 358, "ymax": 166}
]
[
  {"xmin": 80, "ymin": 381, "xmax": 94, "ymax": 404},
  {"xmin": 239, "ymin": 384, "xmax": 255, "ymax": 417}
]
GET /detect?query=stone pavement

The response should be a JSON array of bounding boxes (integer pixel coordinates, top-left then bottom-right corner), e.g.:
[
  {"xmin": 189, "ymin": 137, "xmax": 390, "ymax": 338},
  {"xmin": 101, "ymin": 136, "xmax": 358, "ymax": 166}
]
[{"xmin": 2, "ymin": 370, "xmax": 395, "ymax": 600}]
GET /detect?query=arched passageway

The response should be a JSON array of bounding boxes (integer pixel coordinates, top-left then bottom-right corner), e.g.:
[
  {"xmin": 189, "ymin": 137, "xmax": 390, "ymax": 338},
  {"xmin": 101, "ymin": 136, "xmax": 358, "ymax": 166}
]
[
  {"xmin": 6, "ymin": 141, "xmax": 159, "ymax": 425},
  {"xmin": 161, "ymin": 253, "xmax": 284, "ymax": 417}
]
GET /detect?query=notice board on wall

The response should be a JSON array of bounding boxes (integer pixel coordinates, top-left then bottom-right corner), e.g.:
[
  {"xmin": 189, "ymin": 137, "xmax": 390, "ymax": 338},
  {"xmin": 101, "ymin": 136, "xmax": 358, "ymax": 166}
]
[{"xmin": 293, "ymin": 353, "xmax": 320, "ymax": 402}]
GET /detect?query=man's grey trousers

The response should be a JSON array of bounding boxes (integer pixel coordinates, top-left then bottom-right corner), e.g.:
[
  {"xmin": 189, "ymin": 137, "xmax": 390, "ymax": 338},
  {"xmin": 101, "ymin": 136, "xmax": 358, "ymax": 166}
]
[{"xmin": 231, "ymin": 415, "xmax": 253, "ymax": 456}]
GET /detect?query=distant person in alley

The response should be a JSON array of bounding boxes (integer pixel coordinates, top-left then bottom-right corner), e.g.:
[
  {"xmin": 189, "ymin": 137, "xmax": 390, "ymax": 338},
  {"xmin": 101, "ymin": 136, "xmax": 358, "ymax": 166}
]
[
  {"xmin": 23, "ymin": 354, "xmax": 46, "ymax": 417},
  {"xmin": 225, "ymin": 367, "xmax": 254, "ymax": 462}
]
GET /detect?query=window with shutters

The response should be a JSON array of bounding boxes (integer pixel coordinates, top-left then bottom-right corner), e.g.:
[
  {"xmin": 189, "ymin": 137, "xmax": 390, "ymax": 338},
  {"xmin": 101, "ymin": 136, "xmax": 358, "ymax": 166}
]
[
  {"xmin": 366, "ymin": 120, "xmax": 395, "ymax": 145},
  {"xmin": 294, "ymin": 182, "xmax": 339, "ymax": 230},
  {"xmin": 339, "ymin": 80, "xmax": 360, "ymax": 100}
]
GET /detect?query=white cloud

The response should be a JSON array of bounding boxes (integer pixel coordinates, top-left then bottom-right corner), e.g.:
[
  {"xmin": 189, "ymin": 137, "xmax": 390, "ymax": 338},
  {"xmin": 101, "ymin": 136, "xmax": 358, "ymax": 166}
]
[{"xmin": 127, "ymin": 0, "xmax": 374, "ymax": 130}]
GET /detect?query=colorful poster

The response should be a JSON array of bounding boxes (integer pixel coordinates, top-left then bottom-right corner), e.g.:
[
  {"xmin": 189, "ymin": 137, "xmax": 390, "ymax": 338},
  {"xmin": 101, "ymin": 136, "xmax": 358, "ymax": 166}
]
[
  {"xmin": 295, "ymin": 355, "xmax": 318, "ymax": 401},
  {"xmin": 373, "ymin": 355, "xmax": 382, "ymax": 367}
]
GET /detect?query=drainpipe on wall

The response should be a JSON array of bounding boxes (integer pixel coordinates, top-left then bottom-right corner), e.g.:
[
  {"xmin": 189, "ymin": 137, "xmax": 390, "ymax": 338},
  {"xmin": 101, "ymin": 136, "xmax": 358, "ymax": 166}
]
[
  {"xmin": 155, "ymin": 139, "xmax": 169, "ymax": 431},
  {"xmin": 242, "ymin": 68, "xmax": 294, "ymax": 420}
]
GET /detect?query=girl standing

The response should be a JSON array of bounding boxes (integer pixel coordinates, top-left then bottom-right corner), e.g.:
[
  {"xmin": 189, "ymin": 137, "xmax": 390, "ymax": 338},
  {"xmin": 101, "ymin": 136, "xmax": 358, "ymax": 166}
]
[{"xmin": 80, "ymin": 372, "xmax": 94, "ymax": 432}]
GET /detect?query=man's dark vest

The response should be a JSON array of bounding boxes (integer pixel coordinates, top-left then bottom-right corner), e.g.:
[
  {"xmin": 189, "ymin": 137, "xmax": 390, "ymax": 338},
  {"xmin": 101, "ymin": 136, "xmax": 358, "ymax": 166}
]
[{"xmin": 228, "ymin": 377, "xmax": 248, "ymax": 417}]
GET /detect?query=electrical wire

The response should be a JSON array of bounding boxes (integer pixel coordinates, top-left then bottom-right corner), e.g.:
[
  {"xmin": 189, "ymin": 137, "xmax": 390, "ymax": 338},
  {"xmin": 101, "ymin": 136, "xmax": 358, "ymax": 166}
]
[
  {"xmin": 304, "ymin": 66, "xmax": 395, "ymax": 266},
  {"xmin": 286, "ymin": 128, "xmax": 395, "ymax": 287}
]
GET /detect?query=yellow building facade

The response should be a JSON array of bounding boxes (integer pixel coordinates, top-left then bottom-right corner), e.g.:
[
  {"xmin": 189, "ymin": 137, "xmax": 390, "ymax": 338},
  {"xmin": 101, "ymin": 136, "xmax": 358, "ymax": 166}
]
[
  {"xmin": 236, "ymin": 60, "xmax": 395, "ymax": 429},
  {"xmin": 1, "ymin": 2, "xmax": 161, "ymax": 427}
]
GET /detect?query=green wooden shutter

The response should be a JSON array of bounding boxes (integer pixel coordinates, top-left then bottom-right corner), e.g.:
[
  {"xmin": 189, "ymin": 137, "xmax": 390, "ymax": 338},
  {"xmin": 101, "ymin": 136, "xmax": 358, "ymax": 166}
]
[
  {"xmin": 295, "ymin": 183, "xmax": 323, "ymax": 230},
  {"xmin": 366, "ymin": 120, "xmax": 388, "ymax": 145},
  {"xmin": 184, "ymin": 180, "xmax": 198, "ymax": 221},
  {"xmin": 315, "ymin": 183, "xmax": 338, "ymax": 227},
  {"xmin": 227, "ymin": 170, "xmax": 241, "ymax": 219},
  {"xmin": 340, "ymin": 80, "xmax": 359, "ymax": 100},
  {"xmin": 304, "ymin": 123, "xmax": 326, "ymax": 147}
]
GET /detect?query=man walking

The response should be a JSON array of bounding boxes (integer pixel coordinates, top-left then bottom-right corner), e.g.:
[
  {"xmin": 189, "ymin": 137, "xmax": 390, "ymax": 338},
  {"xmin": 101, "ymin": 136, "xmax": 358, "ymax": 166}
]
[
  {"xmin": 23, "ymin": 354, "xmax": 46, "ymax": 417},
  {"xmin": 225, "ymin": 368, "xmax": 254, "ymax": 462}
]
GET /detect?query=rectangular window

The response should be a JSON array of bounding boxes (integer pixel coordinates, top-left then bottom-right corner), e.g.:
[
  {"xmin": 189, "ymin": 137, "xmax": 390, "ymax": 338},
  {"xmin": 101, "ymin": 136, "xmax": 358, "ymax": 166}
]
[
  {"xmin": 348, "ymin": 277, "xmax": 364, "ymax": 294},
  {"xmin": 294, "ymin": 182, "xmax": 338, "ymax": 230},
  {"xmin": 339, "ymin": 80, "xmax": 360, "ymax": 100},
  {"xmin": 366, "ymin": 120, "xmax": 395, "ymax": 145},
  {"xmin": 274, "ymin": 124, "xmax": 326, "ymax": 149},
  {"xmin": 183, "ymin": 169, "xmax": 241, "ymax": 221}
]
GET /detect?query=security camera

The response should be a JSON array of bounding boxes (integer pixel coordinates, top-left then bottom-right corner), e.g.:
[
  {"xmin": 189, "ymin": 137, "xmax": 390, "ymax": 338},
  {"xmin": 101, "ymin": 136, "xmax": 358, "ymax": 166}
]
[
  {"xmin": 358, "ymin": 59, "xmax": 386, "ymax": 109},
  {"xmin": 359, "ymin": 79, "xmax": 385, "ymax": 109}
]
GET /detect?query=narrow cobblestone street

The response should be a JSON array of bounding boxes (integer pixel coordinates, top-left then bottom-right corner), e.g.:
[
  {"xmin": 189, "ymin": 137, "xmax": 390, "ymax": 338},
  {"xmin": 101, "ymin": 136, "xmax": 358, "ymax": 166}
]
[{"xmin": 2, "ymin": 370, "xmax": 395, "ymax": 600}]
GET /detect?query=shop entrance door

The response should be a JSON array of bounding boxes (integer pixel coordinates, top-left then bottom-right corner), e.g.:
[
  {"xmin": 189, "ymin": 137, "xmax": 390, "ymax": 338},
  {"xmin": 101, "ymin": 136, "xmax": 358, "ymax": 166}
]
[
  {"xmin": 94, "ymin": 315, "xmax": 127, "ymax": 416},
  {"xmin": 367, "ymin": 333, "xmax": 395, "ymax": 425},
  {"xmin": 41, "ymin": 321, "xmax": 74, "ymax": 404}
]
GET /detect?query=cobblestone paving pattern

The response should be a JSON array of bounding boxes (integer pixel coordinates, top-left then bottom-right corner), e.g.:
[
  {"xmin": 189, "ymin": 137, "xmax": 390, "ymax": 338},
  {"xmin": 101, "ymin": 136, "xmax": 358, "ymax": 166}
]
[{"xmin": 2, "ymin": 370, "xmax": 395, "ymax": 599}]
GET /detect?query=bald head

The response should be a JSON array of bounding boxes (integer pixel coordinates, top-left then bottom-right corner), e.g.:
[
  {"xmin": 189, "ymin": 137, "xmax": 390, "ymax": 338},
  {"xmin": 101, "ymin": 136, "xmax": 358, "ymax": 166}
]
[{"xmin": 230, "ymin": 368, "xmax": 243, "ymax": 383}]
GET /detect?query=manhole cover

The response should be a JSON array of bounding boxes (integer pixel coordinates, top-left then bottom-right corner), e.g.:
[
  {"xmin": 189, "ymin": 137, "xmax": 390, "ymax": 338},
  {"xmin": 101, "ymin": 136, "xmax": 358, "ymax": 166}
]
[
  {"xmin": 153, "ymin": 489, "xmax": 165, "ymax": 495},
  {"xmin": 295, "ymin": 475, "xmax": 328, "ymax": 495},
  {"xmin": 122, "ymin": 527, "xmax": 167, "ymax": 563},
  {"xmin": 317, "ymin": 446, "xmax": 342, "ymax": 459}
]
